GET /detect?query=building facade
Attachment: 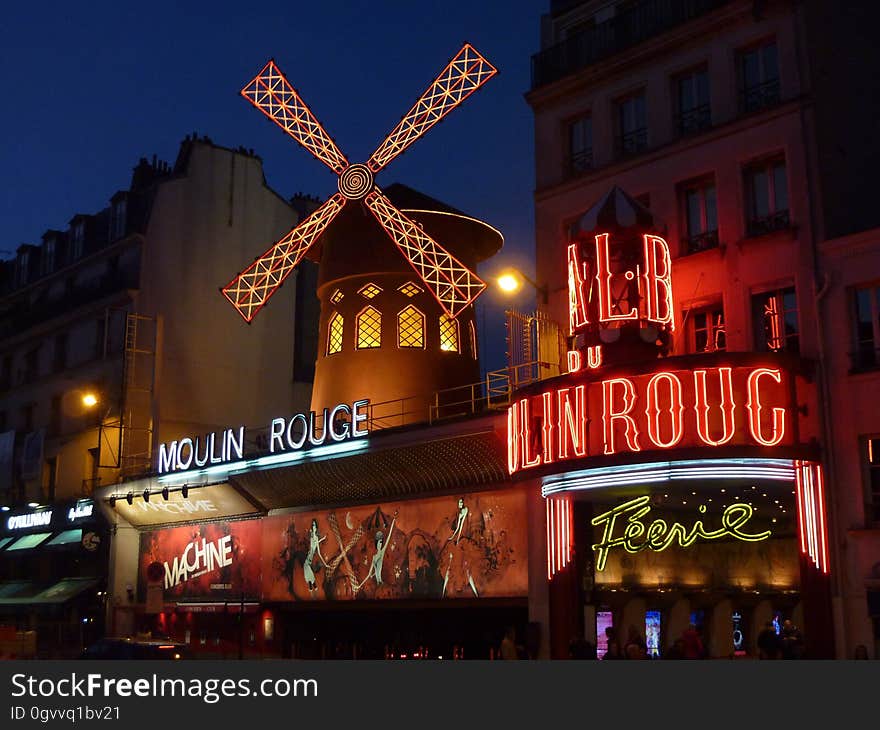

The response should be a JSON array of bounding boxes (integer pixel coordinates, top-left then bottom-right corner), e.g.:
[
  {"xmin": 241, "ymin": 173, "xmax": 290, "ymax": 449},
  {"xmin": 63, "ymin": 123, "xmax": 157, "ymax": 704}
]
[
  {"xmin": 526, "ymin": 0, "xmax": 880, "ymax": 658},
  {"xmin": 0, "ymin": 136, "xmax": 319, "ymax": 655}
]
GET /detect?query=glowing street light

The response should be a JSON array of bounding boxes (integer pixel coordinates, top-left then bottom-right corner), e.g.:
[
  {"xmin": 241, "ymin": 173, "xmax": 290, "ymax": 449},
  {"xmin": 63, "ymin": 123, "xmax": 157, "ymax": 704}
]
[
  {"xmin": 82, "ymin": 393, "xmax": 98, "ymax": 408},
  {"xmin": 495, "ymin": 268, "xmax": 547, "ymax": 304}
]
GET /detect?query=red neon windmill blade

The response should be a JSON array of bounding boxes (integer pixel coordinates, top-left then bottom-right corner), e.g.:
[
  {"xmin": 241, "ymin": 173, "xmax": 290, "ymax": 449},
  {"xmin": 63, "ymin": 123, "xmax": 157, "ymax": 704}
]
[{"xmin": 223, "ymin": 43, "xmax": 498, "ymax": 323}]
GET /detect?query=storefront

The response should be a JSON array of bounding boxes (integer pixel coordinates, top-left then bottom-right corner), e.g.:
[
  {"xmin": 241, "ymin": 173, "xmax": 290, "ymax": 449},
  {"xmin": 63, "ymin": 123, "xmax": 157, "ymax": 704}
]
[
  {"xmin": 507, "ymin": 188, "xmax": 833, "ymax": 659},
  {"xmin": 0, "ymin": 498, "xmax": 109, "ymax": 658},
  {"xmin": 101, "ymin": 414, "xmax": 527, "ymax": 659}
]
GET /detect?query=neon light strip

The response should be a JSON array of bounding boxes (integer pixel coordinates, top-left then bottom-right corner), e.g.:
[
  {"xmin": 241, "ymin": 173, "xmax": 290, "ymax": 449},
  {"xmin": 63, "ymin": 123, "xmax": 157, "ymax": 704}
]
[
  {"xmin": 541, "ymin": 458, "xmax": 796, "ymax": 497},
  {"xmin": 815, "ymin": 465, "xmax": 829, "ymax": 573},
  {"xmin": 546, "ymin": 499, "xmax": 552, "ymax": 581},
  {"xmin": 157, "ymin": 439, "xmax": 369, "ymax": 486}
]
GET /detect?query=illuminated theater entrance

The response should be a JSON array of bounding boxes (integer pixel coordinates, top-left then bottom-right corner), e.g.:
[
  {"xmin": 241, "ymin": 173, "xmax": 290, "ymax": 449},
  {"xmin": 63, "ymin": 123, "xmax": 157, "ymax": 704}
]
[{"xmin": 542, "ymin": 458, "xmax": 830, "ymax": 659}]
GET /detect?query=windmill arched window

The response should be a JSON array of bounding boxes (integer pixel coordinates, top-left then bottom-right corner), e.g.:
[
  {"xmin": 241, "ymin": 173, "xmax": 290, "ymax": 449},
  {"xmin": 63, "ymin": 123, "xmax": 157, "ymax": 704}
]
[
  {"xmin": 356, "ymin": 306, "xmax": 382, "ymax": 349},
  {"xmin": 398, "ymin": 305, "xmax": 425, "ymax": 349},
  {"xmin": 439, "ymin": 313, "xmax": 460, "ymax": 352},
  {"xmin": 469, "ymin": 320, "xmax": 478, "ymax": 359},
  {"xmin": 327, "ymin": 312, "xmax": 344, "ymax": 355}
]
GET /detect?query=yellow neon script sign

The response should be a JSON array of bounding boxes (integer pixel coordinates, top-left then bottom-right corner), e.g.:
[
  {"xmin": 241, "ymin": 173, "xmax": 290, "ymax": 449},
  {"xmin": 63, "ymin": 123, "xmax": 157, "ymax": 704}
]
[{"xmin": 591, "ymin": 496, "xmax": 772, "ymax": 571}]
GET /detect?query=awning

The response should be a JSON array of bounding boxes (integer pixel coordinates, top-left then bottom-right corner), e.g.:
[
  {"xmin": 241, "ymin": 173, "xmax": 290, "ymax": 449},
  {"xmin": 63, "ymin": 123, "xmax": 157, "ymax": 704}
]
[{"xmin": 0, "ymin": 577, "xmax": 99, "ymax": 607}]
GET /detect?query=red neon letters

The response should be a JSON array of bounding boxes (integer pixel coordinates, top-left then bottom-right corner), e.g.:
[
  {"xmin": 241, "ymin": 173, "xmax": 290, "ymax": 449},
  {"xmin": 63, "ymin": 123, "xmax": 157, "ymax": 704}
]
[{"xmin": 507, "ymin": 365, "xmax": 790, "ymax": 473}]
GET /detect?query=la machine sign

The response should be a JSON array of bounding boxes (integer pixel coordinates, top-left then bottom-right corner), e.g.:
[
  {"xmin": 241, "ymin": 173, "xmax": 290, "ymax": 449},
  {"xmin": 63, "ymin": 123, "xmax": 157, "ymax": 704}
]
[{"xmin": 158, "ymin": 400, "xmax": 369, "ymax": 475}]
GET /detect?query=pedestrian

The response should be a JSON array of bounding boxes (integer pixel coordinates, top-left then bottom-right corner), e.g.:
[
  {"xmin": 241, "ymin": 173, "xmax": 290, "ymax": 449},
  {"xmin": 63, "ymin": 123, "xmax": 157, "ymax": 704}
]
[
  {"xmin": 603, "ymin": 626, "xmax": 623, "ymax": 660},
  {"xmin": 681, "ymin": 623, "xmax": 705, "ymax": 659},
  {"xmin": 780, "ymin": 619, "xmax": 805, "ymax": 659},
  {"xmin": 664, "ymin": 638, "xmax": 686, "ymax": 660},
  {"xmin": 757, "ymin": 620, "xmax": 781, "ymax": 659},
  {"xmin": 500, "ymin": 626, "xmax": 518, "ymax": 660},
  {"xmin": 624, "ymin": 625, "xmax": 648, "ymax": 659}
]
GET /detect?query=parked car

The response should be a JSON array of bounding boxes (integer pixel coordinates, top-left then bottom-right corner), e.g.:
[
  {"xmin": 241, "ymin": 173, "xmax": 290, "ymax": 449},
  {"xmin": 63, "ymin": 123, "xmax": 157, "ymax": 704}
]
[{"xmin": 81, "ymin": 637, "xmax": 189, "ymax": 660}]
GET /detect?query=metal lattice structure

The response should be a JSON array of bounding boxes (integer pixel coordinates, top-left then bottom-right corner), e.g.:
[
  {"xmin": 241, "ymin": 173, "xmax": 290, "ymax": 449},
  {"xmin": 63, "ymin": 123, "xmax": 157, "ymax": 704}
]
[{"xmin": 223, "ymin": 43, "xmax": 498, "ymax": 322}]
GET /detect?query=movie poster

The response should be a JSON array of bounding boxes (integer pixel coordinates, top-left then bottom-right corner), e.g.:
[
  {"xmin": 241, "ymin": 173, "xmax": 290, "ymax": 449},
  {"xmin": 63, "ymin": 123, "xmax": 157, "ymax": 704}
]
[
  {"xmin": 138, "ymin": 519, "xmax": 262, "ymax": 601},
  {"xmin": 261, "ymin": 489, "xmax": 528, "ymax": 602}
]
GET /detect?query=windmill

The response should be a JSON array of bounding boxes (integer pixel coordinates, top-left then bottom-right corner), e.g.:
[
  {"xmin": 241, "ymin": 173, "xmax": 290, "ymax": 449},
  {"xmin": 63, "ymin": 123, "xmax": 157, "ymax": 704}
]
[{"xmin": 222, "ymin": 43, "xmax": 498, "ymax": 323}]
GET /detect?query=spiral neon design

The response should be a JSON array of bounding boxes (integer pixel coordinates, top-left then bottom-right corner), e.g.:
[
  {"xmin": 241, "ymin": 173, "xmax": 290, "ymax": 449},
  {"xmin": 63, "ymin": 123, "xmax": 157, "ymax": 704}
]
[{"xmin": 338, "ymin": 163, "xmax": 373, "ymax": 200}]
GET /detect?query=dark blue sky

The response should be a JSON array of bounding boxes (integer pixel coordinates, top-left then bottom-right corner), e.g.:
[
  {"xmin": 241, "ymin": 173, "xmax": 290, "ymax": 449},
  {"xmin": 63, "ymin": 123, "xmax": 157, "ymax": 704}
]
[{"xmin": 0, "ymin": 1, "xmax": 548, "ymax": 372}]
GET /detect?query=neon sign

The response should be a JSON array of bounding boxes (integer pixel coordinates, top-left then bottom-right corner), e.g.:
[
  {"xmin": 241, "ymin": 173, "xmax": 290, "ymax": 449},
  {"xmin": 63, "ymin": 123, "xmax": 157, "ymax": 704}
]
[
  {"xmin": 591, "ymin": 495, "xmax": 772, "ymax": 571},
  {"xmin": 567, "ymin": 233, "xmax": 675, "ymax": 334},
  {"xmin": 507, "ymin": 364, "xmax": 791, "ymax": 473},
  {"xmin": 157, "ymin": 400, "xmax": 369, "ymax": 474}
]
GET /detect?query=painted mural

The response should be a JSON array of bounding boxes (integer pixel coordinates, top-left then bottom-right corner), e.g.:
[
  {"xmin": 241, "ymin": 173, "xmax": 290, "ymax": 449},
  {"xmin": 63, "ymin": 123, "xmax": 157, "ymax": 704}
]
[
  {"xmin": 262, "ymin": 490, "xmax": 527, "ymax": 601},
  {"xmin": 137, "ymin": 489, "xmax": 528, "ymax": 603}
]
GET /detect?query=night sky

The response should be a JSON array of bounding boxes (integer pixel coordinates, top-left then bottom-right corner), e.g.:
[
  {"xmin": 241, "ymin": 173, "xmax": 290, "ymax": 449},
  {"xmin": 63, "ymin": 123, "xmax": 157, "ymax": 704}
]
[{"xmin": 0, "ymin": 1, "xmax": 549, "ymax": 372}]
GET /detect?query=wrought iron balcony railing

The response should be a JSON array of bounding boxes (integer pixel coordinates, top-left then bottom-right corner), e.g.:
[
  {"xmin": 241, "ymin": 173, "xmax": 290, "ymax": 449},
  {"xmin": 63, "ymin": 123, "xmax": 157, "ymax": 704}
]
[
  {"xmin": 746, "ymin": 209, "xmax": 790, "ymax": 238},
  {"xmin": 684, "ymin": 229, "xmax": 719, "ymax": 254},
  {"xmin": 531, "ymin": 0, "xmax": 732, "ymax": 89},
  {"xmin": 676, "ymin": 104, "xmax": 712, "ymax": 136},
  {"xmin": 566, "ymin": 148, "xmax": 594, "ymax": 177},
  {"xmin": 616, "ymin": 127, "xmax": 648, "ymax": 157},
  {"xmin": 740, "ymin": 78, "xmax": 781, "ymax": 114}
]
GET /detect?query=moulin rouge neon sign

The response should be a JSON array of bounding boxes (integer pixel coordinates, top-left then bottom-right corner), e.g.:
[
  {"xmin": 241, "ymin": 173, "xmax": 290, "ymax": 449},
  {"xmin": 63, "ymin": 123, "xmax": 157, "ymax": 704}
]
[
  {"xmin": 591, "ymin": 495, "xmax": 772, "ymax": 571},
  {"xmin": 507, "ymin": 364, "xmax": 790, "ymax": 473}
]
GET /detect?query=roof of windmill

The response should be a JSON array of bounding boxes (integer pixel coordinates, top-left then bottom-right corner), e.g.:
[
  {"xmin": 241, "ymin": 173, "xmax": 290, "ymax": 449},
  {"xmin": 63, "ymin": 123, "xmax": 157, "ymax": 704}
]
[{"xmin": 382, "ymin": 182, "xmax": 465, "ymax": 216}]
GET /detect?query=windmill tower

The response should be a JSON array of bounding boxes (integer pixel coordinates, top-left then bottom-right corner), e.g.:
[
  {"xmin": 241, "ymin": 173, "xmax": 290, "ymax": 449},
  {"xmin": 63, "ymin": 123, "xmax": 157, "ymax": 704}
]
[{"xmin": 222, "ymin": 44, "xmax": 502, "ymax": 423}]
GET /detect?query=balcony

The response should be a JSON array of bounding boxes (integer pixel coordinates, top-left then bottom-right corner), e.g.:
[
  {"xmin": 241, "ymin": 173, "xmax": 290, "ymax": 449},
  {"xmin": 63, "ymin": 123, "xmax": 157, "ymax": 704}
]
[
  {"xmin": 746, "ymin": 209, "xmax": 790, "ymax": 238},
  {"xmin": 740, "ymin": 78, "xmax": 781, "ymax": 114},
  {"xmin": 684, "ymin": 229, "xmax": 719, "ymax": 254},
  {"xmin": 531, "ymin": 0, "xmax": 732, "ymax": 89},
  {"xmin": 616, "ymin": 127, "xmax": 648, "ymax": 157},
  {"xmin": 566, "ymin": 148, "xmax": 594, "ymax": 177},
  {"xmin": 676, "ymin": 104, "xmax": 712, "ymax": 136}
]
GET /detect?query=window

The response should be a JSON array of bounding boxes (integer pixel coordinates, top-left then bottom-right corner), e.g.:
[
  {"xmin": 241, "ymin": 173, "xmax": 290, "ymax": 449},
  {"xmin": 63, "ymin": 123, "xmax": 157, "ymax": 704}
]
[
  {"xmin": 675, "ymin": 67, "xmax": 710, "ymax": 135},
  {"xmin": 53, "ymin": 332, "xmax": 68, "ymax": 372},
  {"xmin": 49, "ymin": 395, "xmax": 62, "ymax": 437},
  {"xmin": 356, "ymin": 306, "xmax": 381, "ymax": 349},
  {"xmin": 0, "ymin": 355, "xmax": 11, "ymax": 391},
  {"xmin": 71, "ymin": 221, "xmax": 85, "ymax": 260},
  {"xmin": 398, "ymin": 282, "xmax": 422, "ymax": 298},
  {"xmin": 112, "ymin": 199, "xmax": 127, "ymax": 240},
  {"xmin": 358, "ymin": 283, "xmax": 382, "ymax": 299},
  {"xmin": 24, "ymin": 347, "xmax": 40, "ymax": 384},
  {"xmin": 745, "ymin": 158, "xmax": 789, "ymax": 236},
  {"xmin": 752, "ymin": 286, "xmax": 798, "ymax": 353},
  {"xmin": 680, "ymin": 177, "xmax": 718, "ymax": 253},
  {"xmin": 615, "ymin": 93, "xmax": 647, "ymax": 156},
  {"xmin": 327, "ymin": 312, "xmax": 344, "ymax": 355},
  {"xmin": 567, "ymin": 114, "xmax": 593, "ymax": 175},
  {"xmin": 397, "ymin": 305, "xmax": 425, "ymax": 348},
  {"xmin": 20, "ymin": 403, "xmax": 34, "ymax": 432},
  {"xmin": 45, "ymin": 457, "xmax": 57, "ymax": 502},
  {"xmin": 94, "ymin": 318, "xmax": 106, "ymax": 360},
  {"xmin": 688, "ymin": 305, "xmax": 726, "ymax": 353},
  {"xmin": 439, "ymin": 313, "xmax": 460, "ymax": 352},
  {"xmin": 469, "ymin": 320, "xmax": 478, "ymax": 359},
  {"xmin": 853, "ymin": 285, "xmax": 880, "ymax": 370},
  {"xmin": 42, "ymin": 238, "xmax": 56, "ymax": 275},
  {"xmin": 738, "ymin": 40, "xmax": 780, "ymax": 113},
  {"xmin": 866, "ymin": 438, "xmax": 880, "ymax": 524},
  {"xmin": 330, "ymin": 289, "xmax": 344, "ymax": 305}
]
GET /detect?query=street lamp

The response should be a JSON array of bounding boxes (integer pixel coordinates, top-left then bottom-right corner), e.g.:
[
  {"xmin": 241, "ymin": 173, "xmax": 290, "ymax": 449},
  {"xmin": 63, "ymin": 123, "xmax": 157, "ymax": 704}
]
[
  {"xmin": 82, "ymin": 392, "xmax": 98, "ymax": 408},
  {"xmin": 495, "ymin": 268, "xmax": 548, "ymax": 305}
]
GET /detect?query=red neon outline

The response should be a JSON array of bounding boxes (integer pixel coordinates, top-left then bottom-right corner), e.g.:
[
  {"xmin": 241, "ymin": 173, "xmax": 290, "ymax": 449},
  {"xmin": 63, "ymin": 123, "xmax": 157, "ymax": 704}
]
[
  {"xmin": 519, "ymin": 397, "xmax": 542, "ymax": 468},
  {"xmin": 602, "ymin": 377, "xmax": 641, "ymax": 455},
  {"xmin": 557, "ymin": 385, "xmax": 587, "ymax": 460},
  {"xmin": 595, "ymin": 233, "xmax": 638, "ymax": 323},
  {"xmin": 541, "ymin": 392, "xmax": 556, "ymax": 465},
  {"xmin": 814, "ymin": 464, "xmax": 829, "ymax": 574},
  {"xmin": 645, "ymin": 372, "xmax": 684, "ymax": 449},
  {"xmin": 567, "ymin": 349, "xmax": 582, "ymax": 374},
  {"xmin": 642, "ymin": 234, "xmax": 675, "ymax": 330},
  {"xmin": 586, "ymin": 345, "xmax": 603, "ymax": 369},
  {"xmin": 746, "ymin": 368, "xmax": 786, "ymax": 446},
  {"xmin": 693, "ymin": 368, "xmax": 736, "ymax": 446},
  {"xmin": 567, "ymin": 243, "xmax": 590, "ymax": 333},
  {"xmin": 506, "ymin": 402, "xmax": 520, "ymax": 474}
]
